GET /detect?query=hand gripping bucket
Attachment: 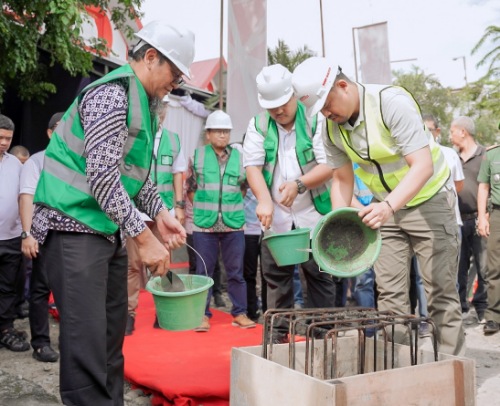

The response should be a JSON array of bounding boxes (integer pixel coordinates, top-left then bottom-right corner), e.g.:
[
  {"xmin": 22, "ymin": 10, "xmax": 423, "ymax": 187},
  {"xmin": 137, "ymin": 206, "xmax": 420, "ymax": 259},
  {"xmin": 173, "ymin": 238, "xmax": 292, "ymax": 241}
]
[
  {"xmin": 262, "ymin": 228, "xmax": 311, "ymax": 267},
  {"xmin": 312, "ymin": 207, "xmax": 382, "ymax": 278},
  {"xmin": 146, "ymin": 244, "xmax": 214, "ymax": 331}
]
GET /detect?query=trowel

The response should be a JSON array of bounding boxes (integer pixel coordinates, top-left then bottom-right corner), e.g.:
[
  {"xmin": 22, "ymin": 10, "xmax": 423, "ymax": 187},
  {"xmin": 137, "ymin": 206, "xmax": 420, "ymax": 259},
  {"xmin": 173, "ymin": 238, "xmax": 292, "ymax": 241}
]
[{"xmin": 160, "ymin": 270, "xmax": 185, "ymax": 292}]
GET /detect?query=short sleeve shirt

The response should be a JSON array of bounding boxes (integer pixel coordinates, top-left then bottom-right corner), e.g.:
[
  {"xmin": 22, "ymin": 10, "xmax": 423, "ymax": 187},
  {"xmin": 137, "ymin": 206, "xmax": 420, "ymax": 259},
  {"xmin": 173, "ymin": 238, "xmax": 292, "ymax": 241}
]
[
  {"xmin": 322, "ymin": 84, "xmax": 429, "ymax": 170},
  {"xmin": 478, "ymin": 146, "xmax": 500, "ymax": 206}
]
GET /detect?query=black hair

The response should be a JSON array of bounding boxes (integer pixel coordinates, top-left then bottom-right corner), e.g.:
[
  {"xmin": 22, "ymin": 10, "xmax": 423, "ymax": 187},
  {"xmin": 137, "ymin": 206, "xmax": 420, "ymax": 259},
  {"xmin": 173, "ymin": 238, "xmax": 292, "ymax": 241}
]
[{"xmin": 0, "ymin": 114, "xmax": 15, "ymax": 131}]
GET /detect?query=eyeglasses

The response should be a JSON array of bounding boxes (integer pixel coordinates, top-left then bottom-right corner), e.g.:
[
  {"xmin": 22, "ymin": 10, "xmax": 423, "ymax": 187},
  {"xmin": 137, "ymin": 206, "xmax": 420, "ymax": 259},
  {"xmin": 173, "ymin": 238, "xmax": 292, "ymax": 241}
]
[
  {"xmin": 168, "ymin": 61, "xmax": 185, "ymax": 87},
  {"xmin": 209, "ymin": 129, "xmax": 230, "ymax": 135}
]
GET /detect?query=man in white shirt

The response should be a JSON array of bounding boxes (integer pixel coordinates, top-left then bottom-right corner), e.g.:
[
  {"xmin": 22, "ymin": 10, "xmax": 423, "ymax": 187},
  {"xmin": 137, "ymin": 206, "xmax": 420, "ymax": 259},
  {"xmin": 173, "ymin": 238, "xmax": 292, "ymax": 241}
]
[
  {"xmin": 0, "ymin": 114, "xmax": 29, "ymax": 352},
  {"xmin": 19, "ymin": 112, "xmax": 63, "ymax": 362},
  {"xmin": 243, "ymin": 64, "xmax": 337, "ymax": 343}
]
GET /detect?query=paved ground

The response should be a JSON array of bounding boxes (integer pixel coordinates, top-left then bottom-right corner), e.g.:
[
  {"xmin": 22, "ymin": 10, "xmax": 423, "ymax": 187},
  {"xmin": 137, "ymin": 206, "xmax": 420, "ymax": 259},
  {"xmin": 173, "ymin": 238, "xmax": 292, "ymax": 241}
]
[{"xmin": 1, "ymin": 289, "xmax": 499, "ymax": 405}]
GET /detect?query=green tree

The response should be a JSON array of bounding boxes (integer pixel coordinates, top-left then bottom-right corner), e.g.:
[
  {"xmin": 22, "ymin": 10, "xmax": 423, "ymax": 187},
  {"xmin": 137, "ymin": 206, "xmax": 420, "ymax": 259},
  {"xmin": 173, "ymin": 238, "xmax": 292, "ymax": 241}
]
[
  {"xmin": 392, "ymin": 65, "xmax": 457, "ymax": 132},
  {"xmin": 268, "ymin": 39, "xmax": 316, "ymax": 72},
  {"xmin": 0, "ymin": 0, "xmax": 143, "ymax": 104},
  {"xmin": 472, "ymin": 25, "xmax": 500, "ymax": 80}
]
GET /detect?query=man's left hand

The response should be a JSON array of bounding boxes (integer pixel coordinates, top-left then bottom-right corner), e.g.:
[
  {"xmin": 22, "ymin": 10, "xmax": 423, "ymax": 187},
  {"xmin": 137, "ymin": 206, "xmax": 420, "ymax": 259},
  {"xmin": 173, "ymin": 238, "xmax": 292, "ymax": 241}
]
[
  {"xmin": 155, "ymin": 209, "xmax": 187, "ymax": 249},
  {"xmin": 359, "ymin": 201, "xmax": 394, "ymax": 229},
  {"xmin": 278, "ymin": 181, "xmax": 299, "ymax": 207}
]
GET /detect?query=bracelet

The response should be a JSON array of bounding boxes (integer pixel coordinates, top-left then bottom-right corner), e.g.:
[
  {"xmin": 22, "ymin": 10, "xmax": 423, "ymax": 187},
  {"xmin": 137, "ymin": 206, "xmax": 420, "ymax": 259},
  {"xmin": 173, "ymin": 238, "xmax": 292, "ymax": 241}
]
[
  {"xmin": 383, "ymin": 200, "xmax": 395, "ymax": 214},
  {"xmin": 175, "ymin": 200, "xmax": 186, "ymax": 209}
]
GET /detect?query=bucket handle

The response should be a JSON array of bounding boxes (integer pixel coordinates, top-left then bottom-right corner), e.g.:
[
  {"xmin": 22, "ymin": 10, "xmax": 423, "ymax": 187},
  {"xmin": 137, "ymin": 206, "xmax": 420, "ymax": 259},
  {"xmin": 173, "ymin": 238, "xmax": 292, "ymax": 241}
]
[{"xmin": 146, "ymin": 242, "xmax": 209, "ymax": 279}]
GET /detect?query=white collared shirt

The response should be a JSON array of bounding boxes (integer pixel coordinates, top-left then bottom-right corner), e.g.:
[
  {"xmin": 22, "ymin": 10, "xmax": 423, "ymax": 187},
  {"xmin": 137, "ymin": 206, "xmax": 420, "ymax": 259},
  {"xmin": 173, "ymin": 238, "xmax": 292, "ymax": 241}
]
[
  {"xmin": 0, "ymin": 152, "xmax": 22, "ymax": 239},
  {"xmin": 244, "ymin": 115, "xmax": 327, "ymax": 233}
]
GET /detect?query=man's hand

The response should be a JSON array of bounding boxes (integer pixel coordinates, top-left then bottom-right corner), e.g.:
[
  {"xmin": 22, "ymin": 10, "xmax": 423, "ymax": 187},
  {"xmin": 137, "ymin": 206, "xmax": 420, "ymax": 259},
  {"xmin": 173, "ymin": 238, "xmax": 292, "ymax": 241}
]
[
  {"xmin": 477, "ymin": 215, "xmax": 490, "ymax": 238},
  {"xmin": 278, "ymin": 181, "xmax": 299, "ymax": 207},
  {"xmin": 155, "ymin": 209, "xmax": 187, "ymax": 249},
  {"xmin": 174, "ymin": 207, "xmax": 185, "ymax": 225},
  {"xmin": 134, "ymin": 229, "xmax": 170, "ymax": 277},
  {"xmin": 21, "ymin": 235, "xmax": 38, "ymax": 259},
  {"xmin": 256, "ymin": 199, "xmax": 274, "ymax": 230},
  {"xmin": 359, "ymin": 201, "xmax": 394, "ymax": 229}
]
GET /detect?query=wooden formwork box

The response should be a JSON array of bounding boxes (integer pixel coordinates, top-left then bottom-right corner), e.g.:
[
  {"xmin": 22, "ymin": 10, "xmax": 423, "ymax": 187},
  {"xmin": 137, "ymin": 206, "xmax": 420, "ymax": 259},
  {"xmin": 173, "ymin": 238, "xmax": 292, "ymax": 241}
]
[{"xmin": 231, "ymin": 336, "xmax": 475, "ymax": 406}]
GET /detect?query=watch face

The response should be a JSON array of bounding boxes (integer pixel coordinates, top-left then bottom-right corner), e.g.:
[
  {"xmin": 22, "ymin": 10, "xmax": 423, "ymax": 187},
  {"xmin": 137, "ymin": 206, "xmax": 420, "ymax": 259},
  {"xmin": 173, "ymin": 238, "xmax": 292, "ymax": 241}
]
[{"xmin": 21, "ymin": 231, "xmax": 28, "ymax": 239}]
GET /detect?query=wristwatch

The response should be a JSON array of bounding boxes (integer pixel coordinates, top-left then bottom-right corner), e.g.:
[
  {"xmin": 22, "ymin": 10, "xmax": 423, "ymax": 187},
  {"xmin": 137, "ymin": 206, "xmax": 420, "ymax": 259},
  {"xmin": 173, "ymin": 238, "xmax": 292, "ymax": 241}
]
[
  {"xmin": 175, "ymin": 200, "xmax": 186, "ymax": 209},
  {"xmin": 295, "ymin": 178, "xmax": 307, "ymax": 194},
  {"xmin": 21, "ymin": 231, "xmax": 31, "ymax": 239}
]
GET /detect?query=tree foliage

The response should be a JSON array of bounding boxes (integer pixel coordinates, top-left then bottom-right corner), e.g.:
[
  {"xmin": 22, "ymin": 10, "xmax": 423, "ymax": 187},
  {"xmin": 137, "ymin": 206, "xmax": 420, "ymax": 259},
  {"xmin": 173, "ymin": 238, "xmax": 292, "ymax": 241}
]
[
  {"xmin": 472, "ymin": 25, "xmax": 500, "ymax": 80},
  {"xmin": 0, "ymin": 0, "xmax": 143, "ymax": 104},
  {"xmin": 268, "ymin": 39, "xmax": 316, "ymax": 72},
  {"xmin": 392, "ymin": 66, "xmax": 457, "ymax": 131}
]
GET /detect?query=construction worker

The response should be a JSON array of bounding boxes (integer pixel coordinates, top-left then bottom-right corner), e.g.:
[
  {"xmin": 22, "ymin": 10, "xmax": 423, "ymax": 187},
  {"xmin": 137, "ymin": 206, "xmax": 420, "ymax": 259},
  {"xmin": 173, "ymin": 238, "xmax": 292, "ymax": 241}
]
[
  {"xmin": 31, "ymin": 21, "xmax": 194, "ymax": 405},
  {"xmin": 292, "ymin": 57, "xmax": 465, "ymax": 356},
  {"xmin": 187, "ymin": 110, "xmax": 255, "ymax": 332},
  {"xmin": 243, "ymin": 64, "xmax": 337, "ymax": 344}
]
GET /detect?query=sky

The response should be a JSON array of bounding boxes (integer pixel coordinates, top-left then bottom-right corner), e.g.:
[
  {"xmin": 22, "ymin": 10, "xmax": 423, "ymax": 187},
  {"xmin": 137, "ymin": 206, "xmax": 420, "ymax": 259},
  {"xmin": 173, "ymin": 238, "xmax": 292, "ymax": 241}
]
[{"xmin": 139, "ymin": 0, "xmax": 499, "ymax": 89}]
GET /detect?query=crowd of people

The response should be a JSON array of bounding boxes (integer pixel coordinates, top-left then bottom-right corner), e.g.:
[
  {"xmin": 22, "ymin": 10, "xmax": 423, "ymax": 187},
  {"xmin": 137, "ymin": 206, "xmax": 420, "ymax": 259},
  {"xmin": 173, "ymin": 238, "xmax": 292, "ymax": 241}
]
[{"xmin": 0, "ymin": 19, "xmax": 499, "ymax": 406}]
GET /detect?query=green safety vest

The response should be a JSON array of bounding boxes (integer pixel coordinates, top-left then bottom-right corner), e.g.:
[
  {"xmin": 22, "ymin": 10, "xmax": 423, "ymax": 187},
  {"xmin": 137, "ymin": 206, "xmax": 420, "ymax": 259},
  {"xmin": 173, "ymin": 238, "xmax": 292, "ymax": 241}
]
[
  {"xmin": 254, "ymin": 101, "xmax": 331, "ymax": 214},
  {"xmin": 150, "ymin": 128, "xmax": 181, "ymax": 209},
  {"xmin": 34, "ymin": 64, "xmax": 156, "ymax": 235},
  {"xmin": 326, "ymin": 84, "xmax": 449, "ymax": 207},
  {"xmin": 192, "ymin": 145, "xmax": 245, "ymax": 229}
]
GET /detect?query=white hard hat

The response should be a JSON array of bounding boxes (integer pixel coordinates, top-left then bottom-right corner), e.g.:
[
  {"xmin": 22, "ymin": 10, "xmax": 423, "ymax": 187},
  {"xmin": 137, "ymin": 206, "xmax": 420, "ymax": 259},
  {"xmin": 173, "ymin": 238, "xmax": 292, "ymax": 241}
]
[
  {"xmin": 256, "ymin": 64, "xmax": 293, "ymax": 109},
  {"xmin": 134, "ymin": 21, "xmax": 195, "ymax": 79},
  {"xmin": 292, "ymin": 57, "xmax": 338, "ymax": 117},
  {"xmin": 205, "ymin": 110, "xmax": 233, "ymax": 130}
]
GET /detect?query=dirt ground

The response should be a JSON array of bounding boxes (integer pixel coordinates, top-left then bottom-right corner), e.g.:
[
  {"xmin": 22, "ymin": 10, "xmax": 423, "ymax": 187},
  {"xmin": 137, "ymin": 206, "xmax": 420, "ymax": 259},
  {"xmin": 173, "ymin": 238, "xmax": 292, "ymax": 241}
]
[{"xmin": 1, "ymin": 304, "xmax": 499, "ymax": 405}]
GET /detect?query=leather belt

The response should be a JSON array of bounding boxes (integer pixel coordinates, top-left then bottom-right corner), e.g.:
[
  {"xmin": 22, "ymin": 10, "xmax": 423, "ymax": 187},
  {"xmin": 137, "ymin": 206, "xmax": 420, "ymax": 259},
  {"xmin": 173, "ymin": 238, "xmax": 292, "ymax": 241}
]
[{"xmin": 461, "ymin": 212, "xmax": 477, "ymax": 221}]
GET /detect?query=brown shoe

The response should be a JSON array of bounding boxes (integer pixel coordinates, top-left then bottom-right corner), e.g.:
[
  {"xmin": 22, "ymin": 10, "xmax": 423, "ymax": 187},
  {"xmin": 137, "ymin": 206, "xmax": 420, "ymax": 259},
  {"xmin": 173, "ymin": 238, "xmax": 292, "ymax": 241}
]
[
  {"xmin": 232, "ymin": 314, "xmax": 256, "ymax": 329},
  {"xmin": 194, "ymin": 316, "xmax": 210, "ymax": 332}
]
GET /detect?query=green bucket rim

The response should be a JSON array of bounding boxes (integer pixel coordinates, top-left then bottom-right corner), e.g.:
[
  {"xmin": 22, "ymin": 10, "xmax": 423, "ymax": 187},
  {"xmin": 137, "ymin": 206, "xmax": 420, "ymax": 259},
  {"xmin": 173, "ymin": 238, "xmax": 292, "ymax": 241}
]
[
  {"xmin": 262, "ymin": 228, "xmax": 311, "ymax": 266},
  {"xmin": 146, "ymin": 274, "xmax": 214, "ymax": 297},
  {"xmin": 311, "ymin": 207, "xmax": 381, "ymax": 278}
]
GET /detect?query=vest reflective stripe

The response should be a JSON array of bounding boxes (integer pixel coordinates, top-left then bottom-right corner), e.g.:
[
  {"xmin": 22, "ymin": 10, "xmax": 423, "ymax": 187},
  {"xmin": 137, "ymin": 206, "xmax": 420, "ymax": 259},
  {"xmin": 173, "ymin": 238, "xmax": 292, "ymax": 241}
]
[
  {"xmin": 327, "ymin": 84, "xmax": 449, "ymax": 207},
  {"xmin": 34, "ymin": 64, "xmax": 155, "ymax": 234},
  {"xmin": 193, "ymin": 145, "xmax": 245, "ymax": 229},
  {"xmin": 151, "ymin": 128, "xmax": 180, "ymax": 209},
  {"xmin": 254, "ymin": 102, "xmax": 331, "ymax": 214}
]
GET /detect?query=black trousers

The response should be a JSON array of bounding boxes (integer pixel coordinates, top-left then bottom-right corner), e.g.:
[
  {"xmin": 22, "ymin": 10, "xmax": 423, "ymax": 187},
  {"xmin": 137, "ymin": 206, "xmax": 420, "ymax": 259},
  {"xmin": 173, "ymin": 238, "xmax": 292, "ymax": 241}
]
[
  {"xmin": 261, "ymin": 238, "xmax": 337, "ymax": 333},
  {"xmin": 0, "ymin": 237, "xmax": 22, "ymax": 331},
  {"xmin": 28, "ymin": 248, "xmax": 52, "ymax": 349},
  {"xmin": 243, "ymin": 234, "xmax": 261, "ymax": 319},
  {"xmin": 44, "ymin": 231, "xmax": 127, "ymax": 406}
]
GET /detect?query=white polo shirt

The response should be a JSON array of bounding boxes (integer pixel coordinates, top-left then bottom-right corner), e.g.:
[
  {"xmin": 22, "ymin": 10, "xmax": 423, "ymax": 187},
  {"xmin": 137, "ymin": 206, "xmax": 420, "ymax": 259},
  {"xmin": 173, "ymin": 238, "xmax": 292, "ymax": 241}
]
[
  {"xmin": 0, "ymin": 152, "xmax": 22, "ymax": 240},
  {"xmin": 243, "ymin": 114, "xmax": 327, "ymax": 234},
  {"xmin": 20, "ymin": 150, "xmax": 45, "ymax": 195}
]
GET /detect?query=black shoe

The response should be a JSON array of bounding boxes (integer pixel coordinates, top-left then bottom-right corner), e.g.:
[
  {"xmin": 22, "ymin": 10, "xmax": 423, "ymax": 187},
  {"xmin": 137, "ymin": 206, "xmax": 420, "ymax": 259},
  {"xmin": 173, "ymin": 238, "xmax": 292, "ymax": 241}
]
[
  {"xmin": 0, "ymin": 328, "xmax": 30, "ymax": 352},
  {"xmin": 484, "ymin": 320, "xmax": 500, "ymax": 335},
  {"xmin": 33, "ymin": 345, "xmax": 59, "ymax": 362},
  {"xmin": 125, "ymin": 314, "xmax": 135, "ymax": 336},
  {"xmin": 153, "ymin": 315, "xmax": 160, "ymax": 329},
  {"xmin": 213, "ymin": 293, "xmax": 226, "ymax": 308}
]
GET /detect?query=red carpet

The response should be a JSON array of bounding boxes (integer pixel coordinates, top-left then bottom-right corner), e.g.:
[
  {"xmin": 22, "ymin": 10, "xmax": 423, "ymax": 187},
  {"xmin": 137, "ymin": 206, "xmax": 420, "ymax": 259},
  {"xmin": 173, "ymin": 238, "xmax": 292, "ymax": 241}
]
[{"xmin": 123, "ymin": 290, "xmax": 263, "ymax": 405}]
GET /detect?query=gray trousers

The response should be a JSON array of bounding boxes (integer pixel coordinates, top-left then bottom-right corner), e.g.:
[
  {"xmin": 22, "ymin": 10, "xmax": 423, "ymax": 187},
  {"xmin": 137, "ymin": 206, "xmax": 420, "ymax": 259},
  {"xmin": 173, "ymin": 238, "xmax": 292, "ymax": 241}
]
[
  {"xmin": 375, "ymin": 190, "xmax": 465, "ymax": 356},
  {"xmin": 44, "ymin": 231, "xmax": 128, "ymax": 406}
]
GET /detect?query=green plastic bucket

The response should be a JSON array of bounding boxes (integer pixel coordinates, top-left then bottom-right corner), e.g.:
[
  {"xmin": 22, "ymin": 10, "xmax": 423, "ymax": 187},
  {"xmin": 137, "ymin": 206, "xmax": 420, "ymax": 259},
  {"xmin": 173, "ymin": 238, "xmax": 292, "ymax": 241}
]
[
  {"xmin": 262, "ymin": 228, "xmax": 311, "ymax": 267},
  {"xmin": 146, "ymin": 274, "xmax": 214, "ymax": 331},
  {"xmin": 312, "ymin": 207, "xmax": 381, "ymax": 278}
]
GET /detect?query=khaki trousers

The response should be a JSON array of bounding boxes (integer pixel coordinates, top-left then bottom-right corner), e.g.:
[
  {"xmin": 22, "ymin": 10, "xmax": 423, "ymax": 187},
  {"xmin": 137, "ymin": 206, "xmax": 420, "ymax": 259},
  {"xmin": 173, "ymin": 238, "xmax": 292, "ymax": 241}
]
[
  {"xmin": 126, "ymin": 237, "xmax": 145, "ymax": 317},
  {"xmin": 375, "ymin": 190, "xmax": 465, "ymax": 356},
  {"xmin": 485, "ymin": 209, "xmax": 500, "ymax": 322}
]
